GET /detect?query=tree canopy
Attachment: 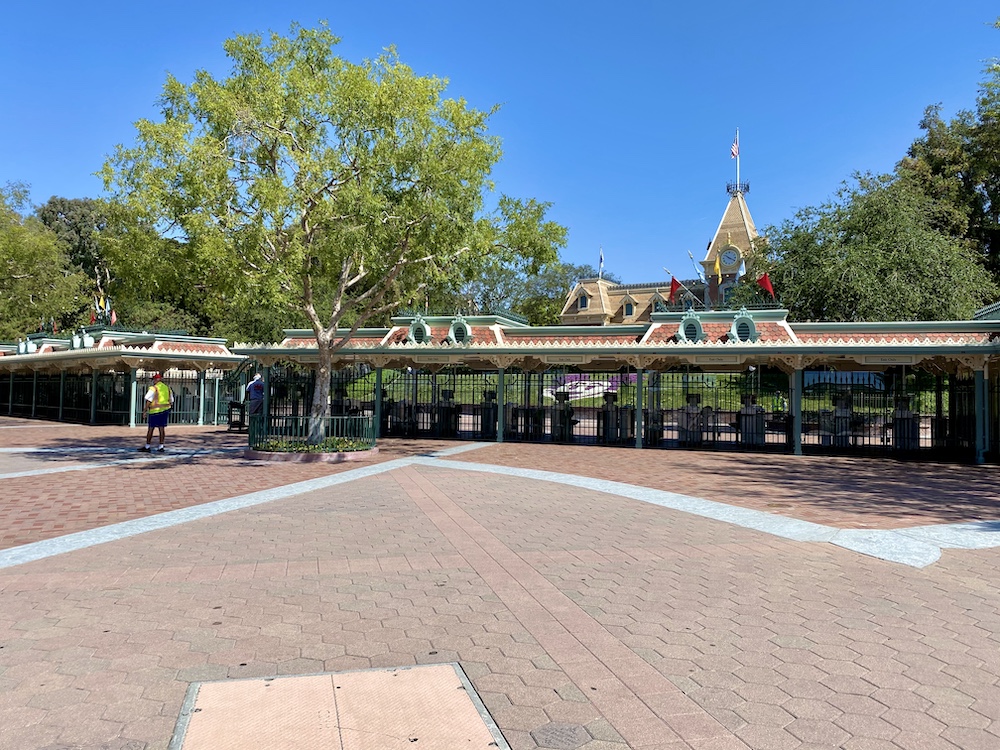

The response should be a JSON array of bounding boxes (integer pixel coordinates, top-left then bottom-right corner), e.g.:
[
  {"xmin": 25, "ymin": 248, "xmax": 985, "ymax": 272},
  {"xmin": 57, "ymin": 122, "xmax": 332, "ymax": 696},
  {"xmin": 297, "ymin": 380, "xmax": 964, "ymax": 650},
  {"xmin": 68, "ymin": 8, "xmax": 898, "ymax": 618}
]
[
  {"xmin": 896, "ymin": 21, "xmax": 1000, "ymax": 278},
  {"xmin": 744, "ymin": 173, "xmax": 996, "ymax": 321},
  {"xmin": 101, "ymin": 23, "xmax": 565, "ymax": 426},
  {"xmin": 0, "ymin": 185, "xmax": 90, "ymax": 339}
]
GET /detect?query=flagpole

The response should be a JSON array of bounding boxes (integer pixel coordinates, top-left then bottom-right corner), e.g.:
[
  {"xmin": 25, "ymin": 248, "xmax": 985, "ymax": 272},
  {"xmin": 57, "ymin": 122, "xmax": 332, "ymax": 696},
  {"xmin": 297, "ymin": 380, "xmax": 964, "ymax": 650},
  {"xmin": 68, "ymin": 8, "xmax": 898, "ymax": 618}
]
[{"xmin": 735, "ymin": 128, "xmax": 740, "ymax": 189}]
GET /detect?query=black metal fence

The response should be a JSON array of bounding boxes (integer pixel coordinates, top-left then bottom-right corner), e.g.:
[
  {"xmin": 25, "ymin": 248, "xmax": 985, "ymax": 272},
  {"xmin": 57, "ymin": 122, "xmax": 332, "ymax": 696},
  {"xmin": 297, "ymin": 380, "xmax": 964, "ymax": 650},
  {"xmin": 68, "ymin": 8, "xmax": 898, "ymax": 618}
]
[
  {"xmin": 798, "ymin": 368, "xmax": 976, "ymax": 460},
  {"xmin": 644, "ymin": 368, "xmax": 790, "ymax": 451},
  {"xmin": 0, "ymin": 363, "xmax": 990, "ymax": 463},
  {"xmin": 0, "ymin": 371, "xmax": 228, "ymax": 426}
]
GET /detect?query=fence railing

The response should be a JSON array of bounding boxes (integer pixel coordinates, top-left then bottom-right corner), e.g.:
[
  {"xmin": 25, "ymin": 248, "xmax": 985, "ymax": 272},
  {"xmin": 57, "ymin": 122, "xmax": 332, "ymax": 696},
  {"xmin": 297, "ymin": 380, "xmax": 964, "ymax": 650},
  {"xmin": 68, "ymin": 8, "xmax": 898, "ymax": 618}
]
[{"xmin": 248, "ymin": 414, "xmax": 376, "ymax": 452}]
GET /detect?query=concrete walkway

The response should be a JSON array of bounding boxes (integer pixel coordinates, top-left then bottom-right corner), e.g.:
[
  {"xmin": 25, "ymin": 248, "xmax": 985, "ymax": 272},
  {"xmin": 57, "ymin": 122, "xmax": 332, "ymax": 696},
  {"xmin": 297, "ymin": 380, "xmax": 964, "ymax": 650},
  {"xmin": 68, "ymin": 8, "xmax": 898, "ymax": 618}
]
[{"xmin": 2, "ymin": 418, "xmax": 1000, "ymax": 749}]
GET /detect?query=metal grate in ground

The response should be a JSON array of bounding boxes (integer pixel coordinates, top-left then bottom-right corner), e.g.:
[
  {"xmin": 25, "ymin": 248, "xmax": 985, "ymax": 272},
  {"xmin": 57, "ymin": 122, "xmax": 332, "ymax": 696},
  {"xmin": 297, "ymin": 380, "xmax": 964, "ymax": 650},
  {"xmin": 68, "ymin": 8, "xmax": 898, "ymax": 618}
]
[{"xmin": 170, "ymin": 663, "xmax": 508, "ymax": 750}]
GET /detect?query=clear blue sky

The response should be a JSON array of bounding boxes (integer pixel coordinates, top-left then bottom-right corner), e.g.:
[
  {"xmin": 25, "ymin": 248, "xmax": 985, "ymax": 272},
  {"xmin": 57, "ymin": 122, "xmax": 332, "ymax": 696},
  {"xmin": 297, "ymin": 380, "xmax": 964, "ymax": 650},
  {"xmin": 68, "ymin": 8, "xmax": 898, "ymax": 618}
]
[{"xmin": 2, "ymin": 1, "xmax": 997, "ymax": 284}]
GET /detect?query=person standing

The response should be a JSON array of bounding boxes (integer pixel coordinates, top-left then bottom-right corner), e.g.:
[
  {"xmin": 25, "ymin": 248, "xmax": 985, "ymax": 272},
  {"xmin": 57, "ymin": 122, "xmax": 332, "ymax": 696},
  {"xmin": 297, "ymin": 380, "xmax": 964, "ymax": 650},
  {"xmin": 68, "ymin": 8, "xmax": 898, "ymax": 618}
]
[
  {"xmin": 140, "ymin": 373, "xmax": 173, "ymax": 452},
  {"xmin": 245, "ymin": 373, "xmax": 265, "ymax": 415}
]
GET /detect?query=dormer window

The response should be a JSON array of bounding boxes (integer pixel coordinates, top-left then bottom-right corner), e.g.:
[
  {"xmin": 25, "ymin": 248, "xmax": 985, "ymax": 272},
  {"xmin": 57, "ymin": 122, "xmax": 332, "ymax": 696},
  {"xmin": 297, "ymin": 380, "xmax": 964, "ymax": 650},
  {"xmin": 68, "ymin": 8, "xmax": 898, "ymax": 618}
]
[
  {"xmin": 727, "ymin": 308, "xmax": 759, "ymax": 343},
  {"xmin": 578, "ymin": 295, "xmax": 588, "ymax": 310},
  {"xmin": 624, "ymin": 302, "xmax": 634, "ymax": 317},
  {"xmin": 448, "ymin": 317, "xmax": 472, "ymax": 345},
  {"xmin": 408, "ymin": 317, "xmax": 431, "ymax": 344},
  {"xmin": 677, "ymin": 310, "xmax": 706, "ymax": 342}
]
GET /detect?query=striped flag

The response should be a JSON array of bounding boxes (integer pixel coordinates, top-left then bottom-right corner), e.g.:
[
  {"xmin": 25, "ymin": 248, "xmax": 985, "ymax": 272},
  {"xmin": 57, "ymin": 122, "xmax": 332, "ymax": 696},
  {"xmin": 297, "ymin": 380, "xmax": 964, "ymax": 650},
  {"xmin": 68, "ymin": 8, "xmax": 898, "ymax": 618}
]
[
  {"xmin": 599, "ymin": 247, "xmax": 604, "ymax": 279},
  {"xmin": 730, "ymin": 132, "xmax": 739, "ymax": 159}
]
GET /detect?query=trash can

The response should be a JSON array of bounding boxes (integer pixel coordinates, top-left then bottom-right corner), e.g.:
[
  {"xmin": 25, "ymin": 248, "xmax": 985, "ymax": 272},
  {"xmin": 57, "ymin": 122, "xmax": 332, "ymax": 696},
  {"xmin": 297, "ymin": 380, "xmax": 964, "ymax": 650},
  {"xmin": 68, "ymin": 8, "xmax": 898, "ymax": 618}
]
[{"xmin": 228, "ymin": 401, "xmax": 247, "ymax": 432}]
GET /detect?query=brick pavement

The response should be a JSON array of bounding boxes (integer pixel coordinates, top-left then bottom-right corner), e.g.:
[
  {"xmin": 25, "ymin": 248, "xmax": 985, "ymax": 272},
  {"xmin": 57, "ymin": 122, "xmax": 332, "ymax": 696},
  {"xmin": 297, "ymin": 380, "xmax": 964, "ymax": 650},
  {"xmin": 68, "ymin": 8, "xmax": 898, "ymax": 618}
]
[
  {"xmin": 450, "ymin": 443, "xmax": 1000, "ymax": 530},
  {"xmin": 2, "ymin": 420, "xmax": 1000, "ymax": 749}
]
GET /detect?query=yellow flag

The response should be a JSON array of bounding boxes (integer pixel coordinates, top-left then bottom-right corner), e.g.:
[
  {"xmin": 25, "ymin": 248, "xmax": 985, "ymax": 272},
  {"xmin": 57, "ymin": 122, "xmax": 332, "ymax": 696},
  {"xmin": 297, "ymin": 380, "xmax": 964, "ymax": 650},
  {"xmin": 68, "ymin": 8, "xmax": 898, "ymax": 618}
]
[{"xmin": 713, "ymin": 254, "xmax": 721, "ymax": 283}]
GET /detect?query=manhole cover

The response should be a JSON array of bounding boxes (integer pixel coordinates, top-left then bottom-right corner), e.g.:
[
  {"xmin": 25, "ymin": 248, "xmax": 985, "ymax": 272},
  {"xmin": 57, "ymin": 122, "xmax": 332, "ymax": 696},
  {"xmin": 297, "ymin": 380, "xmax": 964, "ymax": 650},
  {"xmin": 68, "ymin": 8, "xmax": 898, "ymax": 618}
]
[{"xmin": 530, "ymin": 722, "xmax": 591, "ymax": 749}]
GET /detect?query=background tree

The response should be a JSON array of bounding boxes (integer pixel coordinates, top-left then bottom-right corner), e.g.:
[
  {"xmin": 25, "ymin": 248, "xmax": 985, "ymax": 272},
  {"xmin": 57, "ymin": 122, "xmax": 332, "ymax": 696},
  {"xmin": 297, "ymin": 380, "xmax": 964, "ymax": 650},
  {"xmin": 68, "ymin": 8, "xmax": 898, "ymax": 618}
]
[
  {"xmin": 102, "ymin": 23, "xmax": 564, "ymax": 435},
  {"xmin": 746, "ymin": 173, "xmax": 996, "ymax": 321},
  {"xmin": 35, "ymin": 197, "xmax": 112, "ymax": 294},
  {"xmin": 0, "ymin": 184, "xmax": 90, "ymax": 339},
  {"xmin": 898, "ymin": 20, "xmax": 1000, "ymax": 277},
  {"xmin": 514, "ymin": 262, "xmax": 619, "ymax": 324}
]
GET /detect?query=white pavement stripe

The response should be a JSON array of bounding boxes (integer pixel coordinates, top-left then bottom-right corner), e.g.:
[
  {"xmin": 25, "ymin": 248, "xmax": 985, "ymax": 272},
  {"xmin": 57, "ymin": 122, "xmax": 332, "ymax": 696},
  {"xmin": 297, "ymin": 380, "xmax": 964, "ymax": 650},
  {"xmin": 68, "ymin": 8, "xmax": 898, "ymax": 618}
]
[
  {"xmin": 0, "ymin": 459, "xmax": 413, "ymax": 569},
  {"xmin": 3, "ymin": 451, "xmax": 998, "ymax": 571},
  {"xmin": 420, "ymin": 457, "xmax": 1000, "ymax": 568},
  {"xmin": 0, "ymin": 447, "xmax": 244, "ymax": 479}
]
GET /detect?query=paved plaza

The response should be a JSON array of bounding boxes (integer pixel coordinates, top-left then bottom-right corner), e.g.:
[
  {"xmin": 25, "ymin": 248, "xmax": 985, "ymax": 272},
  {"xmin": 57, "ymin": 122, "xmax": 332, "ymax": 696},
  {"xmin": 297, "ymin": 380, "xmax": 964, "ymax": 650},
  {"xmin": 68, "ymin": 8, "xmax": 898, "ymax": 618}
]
[{"xmin": 2, "ymin": 416, "xmax": 1000, "ymax": 749}]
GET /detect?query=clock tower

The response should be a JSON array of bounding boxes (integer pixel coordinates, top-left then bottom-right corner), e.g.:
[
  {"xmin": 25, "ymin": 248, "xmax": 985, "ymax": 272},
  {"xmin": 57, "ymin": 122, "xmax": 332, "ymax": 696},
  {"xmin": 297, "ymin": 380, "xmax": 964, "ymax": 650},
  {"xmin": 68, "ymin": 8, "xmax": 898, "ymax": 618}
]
[{"xmin": 700, "ymin": 182, "xmax": 760, "ymax": 308}]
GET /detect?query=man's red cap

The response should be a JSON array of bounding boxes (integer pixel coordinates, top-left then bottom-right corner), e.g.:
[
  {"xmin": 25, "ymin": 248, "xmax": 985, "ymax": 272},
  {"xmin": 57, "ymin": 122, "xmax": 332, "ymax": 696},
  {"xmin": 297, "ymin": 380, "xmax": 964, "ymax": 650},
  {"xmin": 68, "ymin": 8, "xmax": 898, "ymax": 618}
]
[{"xmin": 152, "ymin": 373, "xmax": 163, "ymax": 380}]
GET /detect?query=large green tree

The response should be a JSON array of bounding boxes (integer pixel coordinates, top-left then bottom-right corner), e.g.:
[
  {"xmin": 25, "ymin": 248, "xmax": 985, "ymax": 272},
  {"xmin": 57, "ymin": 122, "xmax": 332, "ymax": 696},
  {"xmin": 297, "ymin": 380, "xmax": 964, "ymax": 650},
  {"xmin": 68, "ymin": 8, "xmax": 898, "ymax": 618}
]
[
  {"xmin": 35, "ymin": 196, "xmax": 112, "ymax": 294},
  {"xmin": 747, "ymin": 174, "xmax": 996, "ymax": 321},
  {"xmin": 0, "ymin": 185, "xmax": 90, "ymax": 339},
  {"xmin": 898, "ymin": 19, "xmax": 1000, "ymax": 277},
  {"xmin": 102, "ymin": 23, "xmax": 564, "ymax": 433}
]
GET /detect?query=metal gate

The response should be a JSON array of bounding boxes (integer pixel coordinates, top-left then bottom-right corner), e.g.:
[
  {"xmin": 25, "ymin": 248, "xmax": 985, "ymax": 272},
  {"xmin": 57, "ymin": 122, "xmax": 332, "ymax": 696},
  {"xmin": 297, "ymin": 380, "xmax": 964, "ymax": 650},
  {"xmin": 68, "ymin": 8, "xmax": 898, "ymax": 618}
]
[
  {"xmin": 501, "ymin": 368, "xmax": 638, "ymax": 445},
  {"xmin": 380, "ymin": 367, "xmax": 498, "ymax": 440},
  {"xmin": 798, "ymin": 368, "xmax": 976, "ymax": 460},
  {"xmin": 643, "ymin": 367, "xmax": 790, "ymax": 451}
]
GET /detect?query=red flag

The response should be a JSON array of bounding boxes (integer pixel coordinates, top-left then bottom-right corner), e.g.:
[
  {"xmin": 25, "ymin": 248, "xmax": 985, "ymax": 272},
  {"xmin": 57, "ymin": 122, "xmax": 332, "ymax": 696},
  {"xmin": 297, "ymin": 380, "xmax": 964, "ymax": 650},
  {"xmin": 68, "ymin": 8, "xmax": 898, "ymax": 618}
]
[
  {"xmin": 110, "ymin": 309, "xmax": 118, "ymax": 325},
  {"xmin": 90, "ymin": 310, "xmax": 96, "ymax": 324},
  {"xmin": 757, "ymin": 272, "xmax": 775, "ymax": 299},
  {"xmin": 668, "ymin": 277, "xmax": 682, "ymax": 304}
]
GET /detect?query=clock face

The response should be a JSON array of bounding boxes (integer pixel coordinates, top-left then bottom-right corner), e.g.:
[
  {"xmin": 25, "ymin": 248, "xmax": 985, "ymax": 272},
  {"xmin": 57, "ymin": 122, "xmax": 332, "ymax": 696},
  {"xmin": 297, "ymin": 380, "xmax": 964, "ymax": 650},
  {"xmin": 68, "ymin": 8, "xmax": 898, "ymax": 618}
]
[{"xmin": 720, "ymin": 248, "xmax": 740, "ymax": 268}]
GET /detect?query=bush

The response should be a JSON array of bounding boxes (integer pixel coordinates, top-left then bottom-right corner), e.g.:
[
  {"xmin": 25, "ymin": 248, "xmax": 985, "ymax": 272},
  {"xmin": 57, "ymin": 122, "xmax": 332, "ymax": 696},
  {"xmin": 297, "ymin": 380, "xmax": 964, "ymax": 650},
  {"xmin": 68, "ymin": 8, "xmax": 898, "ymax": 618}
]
[{"xmin": 255, "ymin": 437, "xmax": 370, "ymax": 453}]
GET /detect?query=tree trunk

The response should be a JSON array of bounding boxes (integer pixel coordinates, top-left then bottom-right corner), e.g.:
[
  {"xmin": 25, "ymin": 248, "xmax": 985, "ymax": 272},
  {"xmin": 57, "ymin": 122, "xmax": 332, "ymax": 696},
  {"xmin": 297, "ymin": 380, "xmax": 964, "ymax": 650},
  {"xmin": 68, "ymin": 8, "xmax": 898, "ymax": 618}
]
[{"xmin": 309, "ymin": 339, "xmax": 333, "ymax": 443}]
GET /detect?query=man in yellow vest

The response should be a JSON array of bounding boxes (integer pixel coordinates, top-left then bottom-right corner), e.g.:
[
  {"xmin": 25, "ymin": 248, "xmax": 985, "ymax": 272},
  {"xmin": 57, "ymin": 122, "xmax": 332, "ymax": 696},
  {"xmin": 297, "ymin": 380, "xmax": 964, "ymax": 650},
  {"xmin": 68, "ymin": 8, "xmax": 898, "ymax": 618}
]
[{"xmin": 140, "ymin": 373, "xmax": 174, "ymax": 452}]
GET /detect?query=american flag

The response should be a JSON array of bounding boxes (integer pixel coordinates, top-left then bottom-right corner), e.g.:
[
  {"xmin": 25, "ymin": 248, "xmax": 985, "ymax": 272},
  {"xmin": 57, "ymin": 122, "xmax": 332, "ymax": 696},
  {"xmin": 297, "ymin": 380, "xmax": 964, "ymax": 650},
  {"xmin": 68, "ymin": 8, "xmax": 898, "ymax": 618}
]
[{"xmin": 730, "ymin": 132, "xmax": 739, "ymax": 159}]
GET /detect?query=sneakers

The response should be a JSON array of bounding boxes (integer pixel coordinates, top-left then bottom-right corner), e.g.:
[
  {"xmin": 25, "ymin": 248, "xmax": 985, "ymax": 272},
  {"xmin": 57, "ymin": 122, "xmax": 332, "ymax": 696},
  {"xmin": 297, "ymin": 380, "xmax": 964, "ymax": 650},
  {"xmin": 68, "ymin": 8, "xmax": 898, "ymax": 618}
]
[
  {"xmin": 138, "ymin": 446, "xmax": 151, "ymax": 453},
  {"xmin": 156, "ymin": 446, "xmax": 165, "ymax": 452}
]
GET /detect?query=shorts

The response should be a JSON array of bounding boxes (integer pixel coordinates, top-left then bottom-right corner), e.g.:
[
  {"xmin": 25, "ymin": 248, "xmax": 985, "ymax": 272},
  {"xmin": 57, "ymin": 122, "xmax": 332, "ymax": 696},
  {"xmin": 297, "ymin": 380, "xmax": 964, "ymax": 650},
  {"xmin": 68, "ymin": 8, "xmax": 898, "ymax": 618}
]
[{"xmin": 148, "ymin": 409, "xmax": 170, "ymax": 428}]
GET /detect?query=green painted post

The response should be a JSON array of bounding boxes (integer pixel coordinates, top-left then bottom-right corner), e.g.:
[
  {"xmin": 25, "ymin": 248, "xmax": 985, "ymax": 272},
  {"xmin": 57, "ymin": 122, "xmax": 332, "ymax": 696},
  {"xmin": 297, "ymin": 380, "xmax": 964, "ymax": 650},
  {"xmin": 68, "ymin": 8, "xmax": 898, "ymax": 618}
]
[
  {"xmin": 128, "ymin": 369, "xmax": 138, "ymax": 428},
  {"xmin": 262, "ymin": 365, "xmax": 271, "ymax": 434},
  {"xmin": 792, "ymin": 368, "xmax": 804, "ymax": 456},
  {"xmin": 497, "ymin": 368, "xmax": 505, "ymax": 443},
  {"xmin": 31, "ymin": 370, "xmax": 37, "ymax": 418},
  {"xmin": 985, "ymin": 365, "xmax": 992, "ymax": 461},
  {"xmin": 635, "ymin": 369, "xmax": 644, "ymax": 449},
  {"xmin": 975, "ymin": 369, "xmax": 986, "ymax": 465},
  {"xmin": 7, "ymin": 371, "xmax": 13, "ymax": 416},
  {"xmin": 58, "ymin": 370, "xmax": 65, "ymax": 422},
  {"xmin": 374, "ymin": 367, "xmax": 383, "ymax": 439},
  {"xmin": 213, "ymin": 375, "xmax": 220, "ymax": 426},
  {"xmin": 197, "ymin": 370, "xmax": 206, "ymax": 426},
  {"xmin": 90, "ymin": 370, "xmax": 98, "ymax": 425}
]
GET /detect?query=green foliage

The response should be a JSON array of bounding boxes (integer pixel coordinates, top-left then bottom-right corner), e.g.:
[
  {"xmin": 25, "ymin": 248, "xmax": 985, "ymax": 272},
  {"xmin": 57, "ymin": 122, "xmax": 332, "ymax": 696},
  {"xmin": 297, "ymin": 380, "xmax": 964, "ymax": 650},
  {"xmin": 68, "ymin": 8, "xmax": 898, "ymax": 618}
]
[
  {"xmin": 513, "ymin": 262, "xmax": 620, "ymax": 325},
  {"xmin": 102, "ymin": 22, "xmax": 564, "ymax": 426},
  {"xmin": 35, "ymin": 196, "xmax": 111, "ymax": 290},
  {"xmin": 102, "ymin": 23, "xmax": 564, "ymax": 341},
  {"xmin": 751, "ymin": 174, "xmax": 996, "ymax": 321},
  {"xmin": 0, "ymin": 184, "xmax": 91, "ymax": 339},
  {"xmin": 898, "ymin": 21, "xmax": 1000, "ymax": 278},
  {"xmin": 255, "ymin": 436, "xmax": 370, "ymax": 453}
]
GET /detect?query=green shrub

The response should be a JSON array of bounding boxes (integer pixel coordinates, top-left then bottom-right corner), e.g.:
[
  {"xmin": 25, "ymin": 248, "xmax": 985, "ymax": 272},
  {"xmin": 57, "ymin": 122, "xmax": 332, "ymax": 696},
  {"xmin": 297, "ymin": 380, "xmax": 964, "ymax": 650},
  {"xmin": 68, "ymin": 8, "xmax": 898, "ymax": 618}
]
[{"xmin": 255, "ymin": 437, "xmax": 370, "ymax": 453}]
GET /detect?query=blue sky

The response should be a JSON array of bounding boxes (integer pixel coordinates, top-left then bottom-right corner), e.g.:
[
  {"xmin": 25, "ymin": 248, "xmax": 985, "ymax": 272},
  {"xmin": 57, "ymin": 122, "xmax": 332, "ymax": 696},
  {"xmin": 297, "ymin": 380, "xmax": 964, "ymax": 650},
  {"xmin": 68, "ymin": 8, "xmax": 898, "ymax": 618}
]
[{"xmin": 2, "ymin": 1, "xmax": 998, "ymax": 284}]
